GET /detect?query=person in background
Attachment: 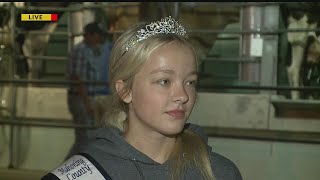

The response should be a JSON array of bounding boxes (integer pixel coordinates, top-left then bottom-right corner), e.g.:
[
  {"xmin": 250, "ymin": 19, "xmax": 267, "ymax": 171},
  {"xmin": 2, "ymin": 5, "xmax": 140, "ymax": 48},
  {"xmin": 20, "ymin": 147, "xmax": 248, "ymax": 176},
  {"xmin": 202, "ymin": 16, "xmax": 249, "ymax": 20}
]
[
  {"xmin": 42, "ymin": 16, "xmax": 242, "ymax": 180},
  {"xmin": 64, "ymin": 22, "xmax": 113, "ymax": 159}
]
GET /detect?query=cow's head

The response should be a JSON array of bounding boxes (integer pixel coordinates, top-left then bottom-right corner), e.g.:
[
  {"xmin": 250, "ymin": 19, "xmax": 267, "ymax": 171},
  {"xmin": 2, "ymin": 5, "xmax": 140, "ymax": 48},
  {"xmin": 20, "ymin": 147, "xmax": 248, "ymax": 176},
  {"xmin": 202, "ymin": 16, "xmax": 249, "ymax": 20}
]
[{"xmin": 286, "ymin": 2, "xmax": 320, "ymax": 63}]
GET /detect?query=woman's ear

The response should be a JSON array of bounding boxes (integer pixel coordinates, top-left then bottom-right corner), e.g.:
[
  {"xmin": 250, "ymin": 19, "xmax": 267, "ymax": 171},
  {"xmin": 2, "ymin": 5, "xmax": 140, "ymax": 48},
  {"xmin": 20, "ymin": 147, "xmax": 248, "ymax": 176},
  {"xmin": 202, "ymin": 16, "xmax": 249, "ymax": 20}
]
[{"xmin": 115, "ymin": 80, "xmax": 132, "ymax": 103}]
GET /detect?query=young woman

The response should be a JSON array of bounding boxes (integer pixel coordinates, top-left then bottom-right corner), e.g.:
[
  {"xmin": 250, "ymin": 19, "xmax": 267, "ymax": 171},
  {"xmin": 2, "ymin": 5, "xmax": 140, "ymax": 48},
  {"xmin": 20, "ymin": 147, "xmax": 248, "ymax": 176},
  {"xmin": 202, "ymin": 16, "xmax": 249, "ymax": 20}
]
[{"xmin": 42, "ymin": 16, "xmax": 242, "ymax": 180}]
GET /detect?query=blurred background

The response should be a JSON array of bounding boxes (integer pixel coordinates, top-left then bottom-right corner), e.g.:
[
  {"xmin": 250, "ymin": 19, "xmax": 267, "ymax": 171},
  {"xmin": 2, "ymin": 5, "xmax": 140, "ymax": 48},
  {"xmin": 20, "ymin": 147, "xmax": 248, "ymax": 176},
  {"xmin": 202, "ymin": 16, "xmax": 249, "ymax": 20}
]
[{"xmin": 0, "ymin": 2, "xmax": 319, "ymax": 180}]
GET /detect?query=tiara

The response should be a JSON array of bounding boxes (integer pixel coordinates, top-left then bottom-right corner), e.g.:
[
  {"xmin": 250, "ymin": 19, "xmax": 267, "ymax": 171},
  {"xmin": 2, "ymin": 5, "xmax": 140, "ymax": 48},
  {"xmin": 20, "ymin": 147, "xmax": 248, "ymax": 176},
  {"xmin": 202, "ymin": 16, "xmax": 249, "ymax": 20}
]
[{"xmin": 124, "ymin": 16, "xmax": 188, "ymax": 53}]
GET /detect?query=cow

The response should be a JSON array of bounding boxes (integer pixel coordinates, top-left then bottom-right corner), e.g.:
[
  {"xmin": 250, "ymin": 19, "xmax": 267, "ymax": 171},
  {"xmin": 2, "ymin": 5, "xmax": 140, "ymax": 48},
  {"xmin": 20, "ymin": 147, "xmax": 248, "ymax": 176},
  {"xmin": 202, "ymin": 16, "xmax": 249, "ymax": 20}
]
[
  {"xmin": 0, "ymin": 2, "xmax": 100, "ymax": 80},
  {"xmin": 0, "ymin": 2, "xmax": 104, "ymax": 167},
  {"xmin": 281, "ymin": 2, "xmax": 320, "ymax": 100}
]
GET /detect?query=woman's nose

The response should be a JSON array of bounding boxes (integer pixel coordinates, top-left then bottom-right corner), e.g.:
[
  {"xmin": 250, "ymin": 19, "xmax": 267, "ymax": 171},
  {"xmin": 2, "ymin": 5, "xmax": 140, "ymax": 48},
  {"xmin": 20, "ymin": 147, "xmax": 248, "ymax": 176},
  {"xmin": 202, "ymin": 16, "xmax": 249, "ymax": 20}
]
[{"xmin": 172, "ymin": 84, "xmax": 189, "ymax": 104}]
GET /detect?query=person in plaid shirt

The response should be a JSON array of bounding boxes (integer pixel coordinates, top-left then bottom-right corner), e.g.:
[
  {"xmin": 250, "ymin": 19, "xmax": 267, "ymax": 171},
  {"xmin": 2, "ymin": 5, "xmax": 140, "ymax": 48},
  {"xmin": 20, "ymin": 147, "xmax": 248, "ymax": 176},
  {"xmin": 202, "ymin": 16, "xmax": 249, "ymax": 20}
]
[{"xmin": 65, "ymin": 22, "xmax": 113, "ymax": 159}]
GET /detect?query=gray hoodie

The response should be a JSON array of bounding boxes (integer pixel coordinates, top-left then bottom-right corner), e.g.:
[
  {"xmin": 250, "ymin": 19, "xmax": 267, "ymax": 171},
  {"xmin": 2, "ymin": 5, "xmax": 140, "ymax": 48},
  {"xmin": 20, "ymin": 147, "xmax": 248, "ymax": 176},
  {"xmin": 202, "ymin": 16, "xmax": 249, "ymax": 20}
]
[{"xmin": 42, "ymin": 123, "xmax": 242, "ymax": 180}]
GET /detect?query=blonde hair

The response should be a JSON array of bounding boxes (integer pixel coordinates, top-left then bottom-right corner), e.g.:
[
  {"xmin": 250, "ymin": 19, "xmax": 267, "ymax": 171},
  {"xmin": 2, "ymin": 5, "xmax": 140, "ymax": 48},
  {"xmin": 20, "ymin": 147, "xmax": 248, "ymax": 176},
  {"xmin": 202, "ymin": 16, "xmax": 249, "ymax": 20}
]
[{"xmin": 103, "ymin": 22, "xmax": 215, "ymax": 180}]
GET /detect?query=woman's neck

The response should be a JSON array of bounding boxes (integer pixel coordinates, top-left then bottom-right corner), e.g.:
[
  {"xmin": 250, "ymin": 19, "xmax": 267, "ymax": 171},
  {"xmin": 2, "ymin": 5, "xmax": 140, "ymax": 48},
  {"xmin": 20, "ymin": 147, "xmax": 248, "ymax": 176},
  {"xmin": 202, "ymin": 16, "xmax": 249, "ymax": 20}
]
[{"xmin": 124, "ymin": 129, "xmax": 177, "ymax": 164}]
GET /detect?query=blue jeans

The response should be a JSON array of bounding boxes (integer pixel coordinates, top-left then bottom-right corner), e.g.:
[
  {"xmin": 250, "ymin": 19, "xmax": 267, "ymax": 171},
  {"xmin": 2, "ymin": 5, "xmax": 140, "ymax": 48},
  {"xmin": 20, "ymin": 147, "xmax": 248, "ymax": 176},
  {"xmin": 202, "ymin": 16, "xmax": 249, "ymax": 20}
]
[{"xmin": 65, "ymin": 93, "xmax": 95, "ymax": 159}]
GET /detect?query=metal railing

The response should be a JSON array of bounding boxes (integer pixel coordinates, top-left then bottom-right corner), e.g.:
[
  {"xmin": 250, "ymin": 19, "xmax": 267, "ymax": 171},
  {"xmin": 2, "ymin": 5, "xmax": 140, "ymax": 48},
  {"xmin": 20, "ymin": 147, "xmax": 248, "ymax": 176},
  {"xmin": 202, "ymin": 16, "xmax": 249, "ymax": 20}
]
[
  {"xmin": 1, "ymin": 2, "xmax": 320, "ymax": 169},
  {"xmin": 1, "ymin": 117, "xmax": 320, "ymax": 145}
]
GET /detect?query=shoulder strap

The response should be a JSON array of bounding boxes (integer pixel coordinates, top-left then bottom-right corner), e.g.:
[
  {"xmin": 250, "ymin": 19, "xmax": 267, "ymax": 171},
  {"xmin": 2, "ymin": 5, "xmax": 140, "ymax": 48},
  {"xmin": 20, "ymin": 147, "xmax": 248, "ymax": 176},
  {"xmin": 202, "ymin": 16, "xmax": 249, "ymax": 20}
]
[
  {"xmin": 43, "ymin": 153, "xmax": 112, "ymax": 180},
  {"xmin": 79, "ymin": 153, "xmax": 112, "ymax": 179}
]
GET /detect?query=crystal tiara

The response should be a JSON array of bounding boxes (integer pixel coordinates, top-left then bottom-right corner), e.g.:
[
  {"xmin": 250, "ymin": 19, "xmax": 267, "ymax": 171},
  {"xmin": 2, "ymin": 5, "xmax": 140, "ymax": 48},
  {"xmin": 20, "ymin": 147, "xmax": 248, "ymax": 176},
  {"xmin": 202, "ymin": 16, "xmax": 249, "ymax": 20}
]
[{"xmin": 124, "ymin": 16, "xmax": 188, "ymax": 53}]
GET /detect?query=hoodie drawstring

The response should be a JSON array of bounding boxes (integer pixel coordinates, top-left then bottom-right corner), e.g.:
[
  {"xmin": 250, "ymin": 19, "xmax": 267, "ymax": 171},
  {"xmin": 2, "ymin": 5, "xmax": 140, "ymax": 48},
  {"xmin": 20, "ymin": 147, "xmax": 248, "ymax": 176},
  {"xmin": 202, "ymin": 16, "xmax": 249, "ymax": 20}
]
[{"xmin": 132, "ymin": 159, "xmax": 145, "ymax": 180}]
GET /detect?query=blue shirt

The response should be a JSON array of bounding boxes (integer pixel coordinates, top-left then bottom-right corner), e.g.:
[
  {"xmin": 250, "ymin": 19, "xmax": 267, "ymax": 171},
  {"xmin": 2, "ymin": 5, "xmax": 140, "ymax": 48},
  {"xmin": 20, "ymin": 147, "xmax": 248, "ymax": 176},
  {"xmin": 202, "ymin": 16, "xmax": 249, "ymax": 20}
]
[
  {"xmin": 66, "ymin": 40, "xmax": 113, "ymax": 95},
  {"xmin": 95, "ymin": 41, "xmax": 113, "ymax": 94}
]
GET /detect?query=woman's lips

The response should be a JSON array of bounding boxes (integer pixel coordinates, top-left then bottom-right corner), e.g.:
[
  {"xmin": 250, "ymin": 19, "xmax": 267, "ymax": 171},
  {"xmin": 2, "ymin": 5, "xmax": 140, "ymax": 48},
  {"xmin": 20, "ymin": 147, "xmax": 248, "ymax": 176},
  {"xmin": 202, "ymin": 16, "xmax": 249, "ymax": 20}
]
[{"xmin": 166, "ymin": 109, "xmax": 185, "ymax": 119}]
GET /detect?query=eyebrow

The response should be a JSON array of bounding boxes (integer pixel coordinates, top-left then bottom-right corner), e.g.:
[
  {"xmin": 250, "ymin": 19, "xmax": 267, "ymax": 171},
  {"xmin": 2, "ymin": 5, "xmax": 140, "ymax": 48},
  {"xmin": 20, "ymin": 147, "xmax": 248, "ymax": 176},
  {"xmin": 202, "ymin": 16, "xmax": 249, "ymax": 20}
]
[{"xmin": 149, "ymin": 68, "xmax": 198, "ymax": 76}]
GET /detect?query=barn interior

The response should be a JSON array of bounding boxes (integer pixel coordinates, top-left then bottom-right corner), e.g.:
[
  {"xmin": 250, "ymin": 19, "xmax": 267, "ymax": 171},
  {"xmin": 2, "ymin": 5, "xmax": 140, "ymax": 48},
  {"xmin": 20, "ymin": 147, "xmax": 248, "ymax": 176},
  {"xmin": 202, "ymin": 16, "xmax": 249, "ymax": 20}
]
[{"xmin": 0, "ymin": 2, "xmax": 320, "ymax": 180}]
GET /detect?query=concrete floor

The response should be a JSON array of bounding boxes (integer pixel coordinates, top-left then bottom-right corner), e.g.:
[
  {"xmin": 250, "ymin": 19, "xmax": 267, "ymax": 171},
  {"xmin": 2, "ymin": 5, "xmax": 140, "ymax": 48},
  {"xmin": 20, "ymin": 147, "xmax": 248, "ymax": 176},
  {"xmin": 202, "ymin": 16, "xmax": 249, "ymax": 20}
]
[{"xmin": 0, "ymin": 168, "xmax": 47, "ymax": 180}]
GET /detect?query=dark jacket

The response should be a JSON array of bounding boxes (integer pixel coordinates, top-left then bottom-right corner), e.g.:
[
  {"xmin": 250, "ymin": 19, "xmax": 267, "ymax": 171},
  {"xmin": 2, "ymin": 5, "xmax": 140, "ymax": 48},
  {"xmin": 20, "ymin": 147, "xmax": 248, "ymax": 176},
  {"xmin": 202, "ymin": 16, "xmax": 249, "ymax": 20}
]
[{"xmin": 42, "ymin": 123, "xmax": 242, "ymax": 180}]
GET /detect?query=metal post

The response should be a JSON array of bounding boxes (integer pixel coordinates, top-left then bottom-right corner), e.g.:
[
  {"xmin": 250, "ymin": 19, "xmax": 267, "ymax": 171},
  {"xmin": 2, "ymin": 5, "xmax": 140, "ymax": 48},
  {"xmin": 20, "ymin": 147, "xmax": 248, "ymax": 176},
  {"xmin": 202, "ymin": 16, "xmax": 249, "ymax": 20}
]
[
  {"xmin": 67, "ymin": 10, "xmax": 72, "ymax": 53},
  {"xmin": 172, "ymin": 2, "xmax": 180, "ymax": 20},
  {"xmin": 8, "ymin": 2, "xmax": 17, "ymax": 169},
  {"xmin": 239, "ymin": 4, "xmax": 263, "ymax": 83},
  {"xmin": 259, "ymin": 5, "xmax": 279, "ymax": 94}
]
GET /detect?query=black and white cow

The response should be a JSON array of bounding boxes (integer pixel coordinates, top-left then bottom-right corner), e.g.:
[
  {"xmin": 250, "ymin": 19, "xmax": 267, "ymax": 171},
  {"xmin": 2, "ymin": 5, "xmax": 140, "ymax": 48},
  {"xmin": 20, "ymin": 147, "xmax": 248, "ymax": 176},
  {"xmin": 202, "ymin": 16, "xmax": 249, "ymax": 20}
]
[
  {"xmin": 281, "ymin": 2, "xmax": 320, "ymax": 100},
  {"xmin": 0, "ymin": 2, "xmax": 103, "ymax": 167},
  {"xmin": 0, "ymin": 2, "xmax": 101, "ymax": 79},
  {"xmin": 18, "ymin": 2, "xmax": 76, "ymax": 79}
]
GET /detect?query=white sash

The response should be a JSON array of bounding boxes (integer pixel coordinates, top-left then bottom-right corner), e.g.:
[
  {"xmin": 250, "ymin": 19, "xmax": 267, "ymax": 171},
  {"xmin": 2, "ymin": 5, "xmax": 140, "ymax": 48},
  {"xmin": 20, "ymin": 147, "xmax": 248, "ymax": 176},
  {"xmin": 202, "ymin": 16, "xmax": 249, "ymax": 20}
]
[{"xmin": 51, "ymin": 155, "xmax": 107, "ymax": 180}]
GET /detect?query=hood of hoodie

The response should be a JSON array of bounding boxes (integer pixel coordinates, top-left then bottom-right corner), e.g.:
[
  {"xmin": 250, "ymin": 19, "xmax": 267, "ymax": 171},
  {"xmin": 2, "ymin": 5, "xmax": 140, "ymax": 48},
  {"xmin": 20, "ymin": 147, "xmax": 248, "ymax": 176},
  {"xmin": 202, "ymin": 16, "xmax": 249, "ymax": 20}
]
[
  {"xmin": 79, "ymin": 123, "xmax": 243, "ymax": 180},
  {"xmin": 86, "ymin": 123, "xmax": 209, "ymax": 165}
]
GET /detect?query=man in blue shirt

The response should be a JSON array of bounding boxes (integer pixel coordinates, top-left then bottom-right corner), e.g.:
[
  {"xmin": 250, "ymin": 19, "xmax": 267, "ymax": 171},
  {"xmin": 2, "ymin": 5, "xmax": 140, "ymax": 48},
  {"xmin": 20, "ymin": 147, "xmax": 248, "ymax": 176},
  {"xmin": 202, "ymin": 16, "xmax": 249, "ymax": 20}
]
[{"xmin": 65, "ymin": 22, "xmax": 113, "ymax": 159}]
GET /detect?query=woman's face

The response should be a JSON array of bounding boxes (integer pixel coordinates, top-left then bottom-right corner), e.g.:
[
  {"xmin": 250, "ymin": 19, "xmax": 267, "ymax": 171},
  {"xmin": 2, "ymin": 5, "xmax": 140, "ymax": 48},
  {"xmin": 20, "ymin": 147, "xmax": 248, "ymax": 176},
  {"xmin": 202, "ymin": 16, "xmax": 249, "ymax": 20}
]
[{"xmin": 126, "ymin": 41, "xmax": 198, "ymax": 137}]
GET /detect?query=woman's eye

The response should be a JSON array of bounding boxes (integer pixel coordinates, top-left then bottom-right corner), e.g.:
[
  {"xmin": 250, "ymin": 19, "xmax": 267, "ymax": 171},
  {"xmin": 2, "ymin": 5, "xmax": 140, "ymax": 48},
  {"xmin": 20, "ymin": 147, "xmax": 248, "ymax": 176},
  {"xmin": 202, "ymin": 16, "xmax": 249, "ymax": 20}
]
[
  {"xmin": 186, "ymin": 80, "xmax": 195, "ymax": 86},
  {"xmin": 158, "ymin": 79, "xmax": 170, "ymax": 85}
]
